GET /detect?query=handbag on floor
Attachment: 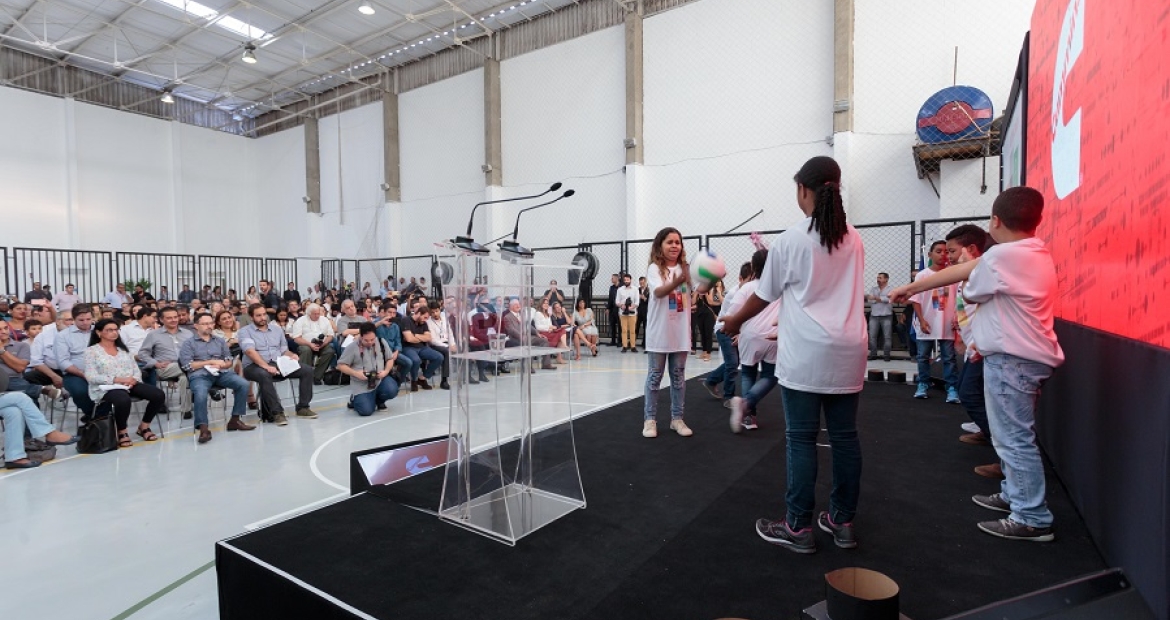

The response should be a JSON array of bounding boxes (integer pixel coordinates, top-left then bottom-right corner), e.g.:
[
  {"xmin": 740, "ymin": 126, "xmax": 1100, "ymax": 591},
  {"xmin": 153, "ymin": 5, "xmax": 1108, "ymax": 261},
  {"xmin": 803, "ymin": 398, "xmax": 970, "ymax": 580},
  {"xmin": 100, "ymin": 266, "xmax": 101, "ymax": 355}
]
[
  {"xmin": 77, "ymin": 415, "xmax": 118, "ymax": 454},
  {"xmin": 24, "ymin": 438, "xmax": 57, "ymax": 463}
]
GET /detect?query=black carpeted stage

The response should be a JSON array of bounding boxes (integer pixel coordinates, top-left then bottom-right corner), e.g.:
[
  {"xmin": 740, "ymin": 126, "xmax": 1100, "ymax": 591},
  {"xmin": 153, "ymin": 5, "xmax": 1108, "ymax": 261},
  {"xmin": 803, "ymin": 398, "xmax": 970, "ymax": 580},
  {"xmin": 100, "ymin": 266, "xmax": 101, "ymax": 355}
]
[{"xmin": 217, "ymin": 379, "xmax": 1107, "ymax": 620}]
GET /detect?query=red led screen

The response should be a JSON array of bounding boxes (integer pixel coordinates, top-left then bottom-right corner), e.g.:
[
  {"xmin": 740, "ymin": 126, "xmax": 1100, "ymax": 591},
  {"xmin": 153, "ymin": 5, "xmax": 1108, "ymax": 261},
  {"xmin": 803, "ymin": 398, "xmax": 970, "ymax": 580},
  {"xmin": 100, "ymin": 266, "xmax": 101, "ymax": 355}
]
[{"xmin": 1027, "ymin": 0, "xmax": 1170, "ymax": 349}]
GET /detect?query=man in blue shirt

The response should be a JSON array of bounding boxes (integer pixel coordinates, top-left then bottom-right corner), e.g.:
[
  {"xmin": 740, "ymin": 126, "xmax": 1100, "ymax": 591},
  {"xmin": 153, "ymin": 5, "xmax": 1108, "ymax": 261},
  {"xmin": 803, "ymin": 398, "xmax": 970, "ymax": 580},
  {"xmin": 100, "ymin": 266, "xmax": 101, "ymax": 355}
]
[{"xmin": 180, "ymin": 313, "xmax": 255, "ymax": 443}]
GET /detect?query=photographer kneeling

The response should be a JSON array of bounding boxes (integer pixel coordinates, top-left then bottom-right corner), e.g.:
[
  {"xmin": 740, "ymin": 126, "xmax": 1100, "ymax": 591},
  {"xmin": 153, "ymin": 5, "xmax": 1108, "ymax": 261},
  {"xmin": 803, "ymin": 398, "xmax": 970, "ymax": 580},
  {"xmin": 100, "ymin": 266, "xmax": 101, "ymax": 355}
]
[{"xmin": 337, "ymin": 322, "xmax": 398, "ymax": 416}]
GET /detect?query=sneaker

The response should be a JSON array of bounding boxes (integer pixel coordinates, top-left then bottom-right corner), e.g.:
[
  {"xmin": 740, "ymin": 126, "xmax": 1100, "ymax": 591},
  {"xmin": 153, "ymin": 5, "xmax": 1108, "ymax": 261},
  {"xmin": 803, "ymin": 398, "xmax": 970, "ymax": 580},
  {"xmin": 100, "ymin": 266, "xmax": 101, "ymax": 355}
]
[
  {"xmin": 961, "ymin": 421, "xmax": 980, "ymax": 433},
  {"xmin": 742, "ymin": 415, "xmax": 758, "ymax": 430},
  {"xmin": 946, "ymin": 387, "xmax": 961, "ymax": 404},
  {"xmin": 273, "ymin": 413, "xmax": 289, "ymax": 426},
  {"xmin": 346, "ymin": 398, "xmax": 355, "ymax": 409},
  {"xmin": 295, "ymin": 407, "xmax": 318, "ymax": 419},
  {"xmin": 704, "ymin": 381, "xmax": 723, "ymax": 399},
  {"xmin": 914, "ymin": 383, "xmax": 929, "ymax": 399},
  {"xmin": 756, "ymin": 518, "xmax": 816, "ymax": 554},
  {"xmin": 972, "ymin": 492, "xmax": 1011, "ymax": 513},
  {"xmin": 670, "ymin": 419, "xmax": 693, "ymax": 437},
  {"xmin": 977, "ymin": 518, "xmax": 1054, "ymax": 542},
  {"xmin": 729, "ymin": 397, "xmax": 745, "ymax": 434},
  {"xmin": 642, "ymin": 420, "xmax": 657, "ymax": 438},
  {"xmin": 817, "ymin": 512, "xmax": 858, "ymax": 549}
]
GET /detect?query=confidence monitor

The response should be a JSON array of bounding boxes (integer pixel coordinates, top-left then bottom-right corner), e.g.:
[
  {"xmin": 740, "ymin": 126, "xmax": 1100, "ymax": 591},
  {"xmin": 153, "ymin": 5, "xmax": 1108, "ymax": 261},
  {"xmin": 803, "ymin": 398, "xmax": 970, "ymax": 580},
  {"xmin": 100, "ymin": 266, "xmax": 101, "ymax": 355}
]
[
  {"xmin": 349, "ymin": 436, "xmax": 455, "ymax": 497},
  {"xmin": 1000, "ymin": 31, "xmax": 1029, "ymax": 191}
]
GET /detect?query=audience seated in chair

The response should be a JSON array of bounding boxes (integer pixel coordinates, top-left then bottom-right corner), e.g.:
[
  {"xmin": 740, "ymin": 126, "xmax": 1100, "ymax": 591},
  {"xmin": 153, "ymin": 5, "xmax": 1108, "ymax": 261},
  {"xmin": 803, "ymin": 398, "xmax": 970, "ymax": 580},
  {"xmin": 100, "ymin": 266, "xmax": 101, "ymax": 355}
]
[
  {"xmin": 137, "ymin": 307, "xmax": 193, "ymax": 417},
  {"xmin": 397, "ymin": 300, "xmax": 443, "ymax": 391},
  {"xmin": 1, "ymin": 319, "xmax": 41, "ymax": 403},
  {"xmin": 290, "ymin": 303, "xmax": 335, "ymax": 385},
  {"xmin": 180, "ymin": 313, "xmax": 255, "ymax": 444},
  {"xmin": 503, "ymin": 299, "xmax": 555, "ymax": 371},
  {"xmin": 0, "ymin": 380, "xmax": 77, "ymax": 469},
  {"xmin": 55, "ymin": 304, "xmax": 97, "ymax": 420},
  {"xmin": 237, "ymin": 303, "xmax": 317, "ymax": 426},
  {"xmin": 85, "ymin": 318, "xmax": 167, "ymax": 448}
]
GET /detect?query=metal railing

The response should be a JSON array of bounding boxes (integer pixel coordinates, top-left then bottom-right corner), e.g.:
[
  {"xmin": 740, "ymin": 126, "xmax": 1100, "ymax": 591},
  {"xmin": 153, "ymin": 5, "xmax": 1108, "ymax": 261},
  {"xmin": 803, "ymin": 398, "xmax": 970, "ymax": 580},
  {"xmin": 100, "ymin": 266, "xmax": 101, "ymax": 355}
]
[
  {"xmin": 918, "ymin": 217, "xmax": 989, "ymax": 267},
  {"xmin": 114, "ymin": 252, "xmax": 198, "ymax": 300},
  {"xmin": 12, "ymin": 248, "xmax": 114, "ymax": 303}
]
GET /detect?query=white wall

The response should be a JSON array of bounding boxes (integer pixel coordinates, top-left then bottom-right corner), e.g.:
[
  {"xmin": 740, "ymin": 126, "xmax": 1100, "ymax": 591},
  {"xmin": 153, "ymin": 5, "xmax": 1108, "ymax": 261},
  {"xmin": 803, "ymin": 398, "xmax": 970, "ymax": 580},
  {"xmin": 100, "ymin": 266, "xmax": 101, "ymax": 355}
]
[
  {"xmin": 317, "ymin": 102, "xmax": 390, "ymax": 259},
  {"xmin": 642, "ymin": 0, "xmax": 836, "ymax": 236},
  {"xmin": 0, "ymin": 88, "xmax": 69, "ymax": 248},
  {"xmin": 398, "ymin": 68, "xmax": 485, "ymax": 256},
  {"xmin": 499, "ymin": 25, "xmax": 627, "ymax": 248},
  {"xmin": 844, "ymin": 0, "xmax": 1034, "ymax": 224}
]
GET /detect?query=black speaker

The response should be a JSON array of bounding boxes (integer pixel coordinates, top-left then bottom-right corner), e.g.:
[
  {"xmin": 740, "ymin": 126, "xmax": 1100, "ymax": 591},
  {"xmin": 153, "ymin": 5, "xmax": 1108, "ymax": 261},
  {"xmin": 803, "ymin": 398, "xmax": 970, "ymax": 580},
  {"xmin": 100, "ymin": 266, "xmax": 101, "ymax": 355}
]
[
  {"xmin": 940, "ymin": 568, "xmax": 1154, "ymax": 620},
  {"xmin": 568, "ymin": 251, "xmax": 598, "ymax": 286}
]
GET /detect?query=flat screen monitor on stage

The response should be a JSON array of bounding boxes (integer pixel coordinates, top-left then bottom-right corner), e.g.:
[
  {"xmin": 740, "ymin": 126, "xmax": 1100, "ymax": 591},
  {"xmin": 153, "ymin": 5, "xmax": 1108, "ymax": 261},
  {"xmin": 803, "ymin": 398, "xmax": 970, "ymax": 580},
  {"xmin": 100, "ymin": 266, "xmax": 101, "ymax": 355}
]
[{"xmin": 349, "ymin": 436, "xmax": 454, "ymax": 495}]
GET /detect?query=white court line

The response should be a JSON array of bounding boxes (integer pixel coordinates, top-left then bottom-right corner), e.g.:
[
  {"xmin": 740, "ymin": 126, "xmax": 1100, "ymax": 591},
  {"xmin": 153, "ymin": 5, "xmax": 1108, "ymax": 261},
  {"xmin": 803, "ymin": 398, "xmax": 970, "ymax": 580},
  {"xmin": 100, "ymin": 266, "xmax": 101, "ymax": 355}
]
[
  {"xmin": 216, "ymin": 542, "xmax": 380, "ymax": 620},
  {"xmin": 0, "ymin": 453, "xmax": 88, "ymax": 481}
]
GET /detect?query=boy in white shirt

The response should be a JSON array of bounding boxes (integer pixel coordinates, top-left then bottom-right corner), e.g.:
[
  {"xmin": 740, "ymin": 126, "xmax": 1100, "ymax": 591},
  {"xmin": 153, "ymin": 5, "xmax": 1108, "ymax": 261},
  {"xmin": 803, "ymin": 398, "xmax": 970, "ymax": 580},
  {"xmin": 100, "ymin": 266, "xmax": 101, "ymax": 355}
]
[
  {"xmin": 910, "ymin": 241, "xmax": 960, "ymax": 402},
  {"xmin": 892, "ymin": 187, "xmax": 1064, "ymax": 542}
]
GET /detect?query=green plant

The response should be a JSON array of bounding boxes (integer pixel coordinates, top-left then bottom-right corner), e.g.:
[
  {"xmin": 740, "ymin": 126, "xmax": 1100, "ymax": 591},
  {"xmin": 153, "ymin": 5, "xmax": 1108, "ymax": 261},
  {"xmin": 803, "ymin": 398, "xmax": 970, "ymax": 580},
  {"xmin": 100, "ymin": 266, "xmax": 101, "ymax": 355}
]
[{"xmin": 124, "ymin": 278, "xmax": 153, "ymax": 292}]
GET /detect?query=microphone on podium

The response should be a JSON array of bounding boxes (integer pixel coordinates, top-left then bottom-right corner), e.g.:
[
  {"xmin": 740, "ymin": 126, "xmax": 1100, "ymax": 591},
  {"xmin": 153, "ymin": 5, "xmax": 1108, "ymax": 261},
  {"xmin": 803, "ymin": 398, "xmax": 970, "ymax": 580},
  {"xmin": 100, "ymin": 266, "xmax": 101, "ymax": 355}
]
[
  {"xmin": 452, "ymin": 182, "xmax": 563, "ymax": 254},
  {"xmin": 499, "ymin": 190, "xmax": 575, "ymax": 259}
]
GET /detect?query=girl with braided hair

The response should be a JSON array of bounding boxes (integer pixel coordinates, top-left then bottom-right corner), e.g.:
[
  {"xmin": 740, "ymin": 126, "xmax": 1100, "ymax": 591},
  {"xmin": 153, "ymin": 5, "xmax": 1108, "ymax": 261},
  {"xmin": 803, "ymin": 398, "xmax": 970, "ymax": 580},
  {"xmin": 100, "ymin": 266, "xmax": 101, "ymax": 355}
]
[{"xmin": 722, "ymin": 155, "xmax": 868, "ymax": 554}]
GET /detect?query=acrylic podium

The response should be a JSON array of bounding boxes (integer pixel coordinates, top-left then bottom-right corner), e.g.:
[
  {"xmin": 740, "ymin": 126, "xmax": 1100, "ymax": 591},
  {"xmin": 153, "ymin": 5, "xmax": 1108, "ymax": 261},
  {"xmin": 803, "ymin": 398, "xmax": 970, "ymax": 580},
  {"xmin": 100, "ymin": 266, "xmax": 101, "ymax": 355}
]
[{"xmin": 435, "ymin": 241, "xmax": 586, "ymax": 545}]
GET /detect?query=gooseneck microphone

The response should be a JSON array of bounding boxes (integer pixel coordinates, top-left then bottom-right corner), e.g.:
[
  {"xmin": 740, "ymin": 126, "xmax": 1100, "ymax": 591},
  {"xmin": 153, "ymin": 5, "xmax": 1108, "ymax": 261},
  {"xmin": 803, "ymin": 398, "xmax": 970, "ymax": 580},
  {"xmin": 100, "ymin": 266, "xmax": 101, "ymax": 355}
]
[
  {"xmin": 452, "ymin": 182, "xmax": 563, "ymax": 253},
  {"xmin": 498, "ymin": 190, "xmax": 575, "ymax": 258}
]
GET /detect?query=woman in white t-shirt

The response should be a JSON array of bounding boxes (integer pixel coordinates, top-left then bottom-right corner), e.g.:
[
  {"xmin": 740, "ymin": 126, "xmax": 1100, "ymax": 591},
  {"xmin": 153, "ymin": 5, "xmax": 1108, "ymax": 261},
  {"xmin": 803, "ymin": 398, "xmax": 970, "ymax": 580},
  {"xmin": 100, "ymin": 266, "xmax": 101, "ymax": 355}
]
[
  {"xmin": 642, "ymin": 227, "xmax": 694, "ymax": 439},
  {"xmin": 729, "ymin": 249, "xmax": 781, "ymax": 433},
  {"xmin": 723, "ymin": 156, "xmax": 867, "ymax": 554}
]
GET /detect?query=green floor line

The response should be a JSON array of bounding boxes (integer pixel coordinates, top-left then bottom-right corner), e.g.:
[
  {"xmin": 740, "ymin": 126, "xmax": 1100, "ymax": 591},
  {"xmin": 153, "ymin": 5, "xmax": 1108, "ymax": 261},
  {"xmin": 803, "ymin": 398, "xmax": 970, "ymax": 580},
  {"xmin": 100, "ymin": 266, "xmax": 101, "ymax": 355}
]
[{"xmin": 110, "ymin": 560, "xmax": 216, "ymax": 620}]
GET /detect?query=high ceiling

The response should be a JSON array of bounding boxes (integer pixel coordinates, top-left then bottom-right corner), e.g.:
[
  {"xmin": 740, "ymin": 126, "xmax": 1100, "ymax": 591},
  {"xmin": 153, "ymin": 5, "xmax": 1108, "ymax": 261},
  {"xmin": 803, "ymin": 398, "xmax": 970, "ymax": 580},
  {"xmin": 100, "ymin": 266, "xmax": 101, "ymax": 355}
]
[{"xmin": 0, "ymin": 0, "xmax": 586, "ymax": 117}]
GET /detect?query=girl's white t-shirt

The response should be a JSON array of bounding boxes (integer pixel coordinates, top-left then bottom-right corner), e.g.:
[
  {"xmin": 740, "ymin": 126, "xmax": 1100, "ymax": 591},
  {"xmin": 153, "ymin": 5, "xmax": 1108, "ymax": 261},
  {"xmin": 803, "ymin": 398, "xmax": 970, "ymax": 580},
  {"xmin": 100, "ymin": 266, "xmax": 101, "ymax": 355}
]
[
  {"xmin": 755, "ymin": 218, "xmax": 868, "ymax": 394},
  {"xmin": 645, "ymin": 263, "xmax": 692, "ymax": 353},
  {"xmin": 732, "ymin": 280, "xmax": 781, "ymax": 365}
]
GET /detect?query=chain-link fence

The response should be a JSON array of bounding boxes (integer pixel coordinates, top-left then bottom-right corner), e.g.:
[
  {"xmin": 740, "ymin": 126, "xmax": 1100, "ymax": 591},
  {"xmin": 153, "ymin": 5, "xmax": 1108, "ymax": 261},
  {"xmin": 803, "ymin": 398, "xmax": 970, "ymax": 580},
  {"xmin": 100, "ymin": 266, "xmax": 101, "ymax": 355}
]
[
  {"xmin": 395, "ymin": 254, "xmax": 435, "ymax": 296},
  {"xmin": 854, "ymin": 222, "xmax": 917, "ymax": 288},
  {"xmin": 198, "ymin": 256, "xmax": 264, "ymax": 300},
  {"xmin": 625, "ymin": 235, "xmax": 703, "ymax": 281},
  {"xmin": 356, "ymin": 258, "xmax": 397, "ymax": 294},
  {"xmin": 0, "ymin": 247, "xmax": 8, "ymax": 297},
  {"xmin": 919, "ymin": 217, "xmax": 989, "ymax": 268},
  {"xmin": 705, "ymin": 231, "xmax": 784, "ymax": 284}
]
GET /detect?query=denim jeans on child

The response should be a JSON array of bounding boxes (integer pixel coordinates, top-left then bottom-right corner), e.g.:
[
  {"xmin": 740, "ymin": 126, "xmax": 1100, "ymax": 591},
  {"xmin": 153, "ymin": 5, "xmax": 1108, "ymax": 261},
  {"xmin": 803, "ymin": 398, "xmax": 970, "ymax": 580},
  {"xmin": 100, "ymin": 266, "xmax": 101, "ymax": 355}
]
[
  {"xmin": 983, "ymin": 352, "xmax": 1055, "ymax": 528},
  {"xmin": 957, "ymin": 357, "xmax": 988, "ymax": 436},
  {"xmin": 702, "ymin": 331, "xmax": 739, "ymax": 399},
  {"xmin": 739, "ymin": 361, "xmax": 777, "ymax": 413},
  {"xmin": 644, "ymin": 352, "xmax": 687, "ymax": 421},
  {"xmin": 916, "ymin": 338, "xmax": 958, "ymax": 389},
  {"xmin": 781, "ymin": 387, "xmax": 862, "ymax": 530}
]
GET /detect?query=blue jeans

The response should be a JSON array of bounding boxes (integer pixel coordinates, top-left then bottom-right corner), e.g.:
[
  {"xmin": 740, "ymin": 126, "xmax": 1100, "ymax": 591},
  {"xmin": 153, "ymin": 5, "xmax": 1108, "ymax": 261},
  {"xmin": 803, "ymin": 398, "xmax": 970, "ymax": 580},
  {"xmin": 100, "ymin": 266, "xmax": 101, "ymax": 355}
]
[
  {"xmin": 1, "ymin": 392, "xmax": 55, "ymax": 462},
  {"xmin": 868, "ymin": 315, "xmax": 892, "ymax": 357},
  {"xmin": 397, "ymin": 343, "xmax": 442, "ymax": 379},
  {"xmin": 61, "ymin": 374, "xmax": 95, "ymax": 416},
  {"xmin": 781, "ymin": 387, "xmax": 862, "ymax": 530},
  {"xmin": 739, "ymin": 361, "xmax": 777, "ymax": 414},
  {"xmin": 916, "ymin": 338, "xmax": 958, "ymax": 389},
  {"xmin": 644, "ymin": 352, "xmax": 687, "ymax": 421},
  {"xmin": 983, "ymin": 353, "xmax": 1055, "ymax": 528},
  {"xmin": 188, "ymin": 370, "xmax": 250, "ymax": 427},
  {"xmin": 137, "ymin": 361, "xmax": 158, "ymax": 387},
  {"xmin": 6, "ymin": 375, "xmax": 42, "ymax": 403},
  {"xmin": 957, "ymin": 357, "xmax": 988, "ymax": 436},
  {"xmin": 351, "ymin": 376, "xmax": 399, "ymax": 416},
  {"xmin": 703, "ymin": 331, "xmax": 739, "ymax": 399}
]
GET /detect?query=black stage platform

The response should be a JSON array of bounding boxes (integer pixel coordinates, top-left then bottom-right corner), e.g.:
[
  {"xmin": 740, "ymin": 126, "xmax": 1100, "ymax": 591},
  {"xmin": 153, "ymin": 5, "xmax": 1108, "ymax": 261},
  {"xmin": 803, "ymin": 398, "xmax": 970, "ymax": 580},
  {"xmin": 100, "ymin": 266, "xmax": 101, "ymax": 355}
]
[{"xmin": 217, "ymin": 379, "xmax": 1107, "ymax": 620}]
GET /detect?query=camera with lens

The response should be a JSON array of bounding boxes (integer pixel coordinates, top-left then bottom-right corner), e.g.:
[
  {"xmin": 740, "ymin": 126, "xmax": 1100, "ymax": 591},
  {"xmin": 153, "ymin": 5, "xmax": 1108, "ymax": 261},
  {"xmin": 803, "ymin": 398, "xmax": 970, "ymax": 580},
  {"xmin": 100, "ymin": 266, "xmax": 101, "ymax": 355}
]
[
  {"xmin": 366, "ymin": 371, "xmax": 379, "ymax": 390},
  {"xmin": 312, "ymin": 334, "xmax": 326, "ymax": 346},
  {"xmin": 622, "ymin": 298, "xmax": 635, "ymax": 315}
]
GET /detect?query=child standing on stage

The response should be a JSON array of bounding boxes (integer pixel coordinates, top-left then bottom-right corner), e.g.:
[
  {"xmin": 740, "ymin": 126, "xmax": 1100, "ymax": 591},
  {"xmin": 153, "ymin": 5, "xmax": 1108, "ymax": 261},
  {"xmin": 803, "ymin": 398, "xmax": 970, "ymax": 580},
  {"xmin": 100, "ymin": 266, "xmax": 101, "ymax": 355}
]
[
  {"xmin": 892, "ymin": 187, "xmax": 1064, "ymax": 542},
  {"xmin": 728, "ymin": 249, "xmax": 781, "ymax": 433},
  {"xmin": 642, "ymin": 227, "xmax": 694, "ymax": 439},
  {"xmin": 723, "ymin": 156, "xmax": 868, "ymax": 554}
]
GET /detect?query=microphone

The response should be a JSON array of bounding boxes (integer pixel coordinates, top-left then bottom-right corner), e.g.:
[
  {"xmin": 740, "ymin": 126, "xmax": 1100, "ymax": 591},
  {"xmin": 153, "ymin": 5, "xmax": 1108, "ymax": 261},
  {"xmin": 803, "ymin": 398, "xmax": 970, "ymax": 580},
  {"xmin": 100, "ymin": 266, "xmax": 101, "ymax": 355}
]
[
  {"xmin": 453, "ymin": 182, "xmax": 563, "ymax": 254},
  {"xmin": 498, "ymin": 190, "xmax": 575, "ymax": 258}
]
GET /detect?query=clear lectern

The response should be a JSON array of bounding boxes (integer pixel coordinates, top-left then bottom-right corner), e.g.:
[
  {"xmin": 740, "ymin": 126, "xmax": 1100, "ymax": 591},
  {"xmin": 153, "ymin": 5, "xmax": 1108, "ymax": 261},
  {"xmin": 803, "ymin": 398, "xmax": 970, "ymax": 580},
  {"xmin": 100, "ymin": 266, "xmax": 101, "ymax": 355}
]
[{"xmin": 435, "ymin": 242, "xmax": 586, "ymax": 545}]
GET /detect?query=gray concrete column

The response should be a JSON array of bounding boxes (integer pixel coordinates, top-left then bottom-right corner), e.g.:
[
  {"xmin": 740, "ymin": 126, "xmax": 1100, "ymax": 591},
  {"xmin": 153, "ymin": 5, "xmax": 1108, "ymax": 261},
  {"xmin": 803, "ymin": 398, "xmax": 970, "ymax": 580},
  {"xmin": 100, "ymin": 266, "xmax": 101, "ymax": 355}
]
[
  {"xmin": 833, "ymin": 0, "xmax": 855, "ymax": 133},
  {"xmin": 484, "ymin": 57, "xmax": 503, "ymax": 186},
  {"xmin": 383, "ymin": 92, "xmax": 401, "ymax": 202},
  {"xmin": 304, "ymin": 117, "xmax": 321, "ymax": 213},
  {"xmin": 625, "ymin": 8, "xmax": 644, "ymax": 165}
]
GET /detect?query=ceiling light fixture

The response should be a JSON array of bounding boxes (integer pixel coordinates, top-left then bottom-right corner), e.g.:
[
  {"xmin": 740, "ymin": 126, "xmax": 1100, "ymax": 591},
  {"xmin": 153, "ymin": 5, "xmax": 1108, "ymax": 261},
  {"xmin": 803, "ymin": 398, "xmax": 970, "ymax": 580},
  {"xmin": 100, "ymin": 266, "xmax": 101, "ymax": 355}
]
[
  {"xmin": 242, "ymin": 44, "xmax": 257, "ymax": 64},
  {"xmin": 161, "ymin": 91, "xmax": 175, "ymax": 104},
  {"xmin": 358, "ymin": 1, "xmax": 375, "ymax": 15}
]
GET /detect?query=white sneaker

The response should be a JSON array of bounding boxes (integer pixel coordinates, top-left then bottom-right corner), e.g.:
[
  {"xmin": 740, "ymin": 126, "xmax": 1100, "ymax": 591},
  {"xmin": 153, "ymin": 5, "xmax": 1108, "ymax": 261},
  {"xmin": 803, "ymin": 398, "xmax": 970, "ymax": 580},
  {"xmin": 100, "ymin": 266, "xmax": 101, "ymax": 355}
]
[
  {"xmin": 729, "ymin": 397, "xmax": 744, "ymax": 434},
  {"xmin": 670, "ymin": 419, "xmax": 693, "ymax": 437},
  {"xmin": 642, "ymin": 420, "xmax": 657, "ymax": 438},
  {"xmin": 961, "ymin": 422, "xmax": 980, "ymax": 434}
]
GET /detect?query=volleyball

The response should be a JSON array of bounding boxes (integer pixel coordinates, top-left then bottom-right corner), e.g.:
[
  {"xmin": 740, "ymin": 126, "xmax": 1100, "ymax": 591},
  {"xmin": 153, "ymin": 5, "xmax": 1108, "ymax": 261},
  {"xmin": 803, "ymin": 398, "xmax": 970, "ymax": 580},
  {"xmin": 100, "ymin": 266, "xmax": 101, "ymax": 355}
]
[{"xmin": 689, "ymin": 250, "xmax": 726, "ymax": 286}]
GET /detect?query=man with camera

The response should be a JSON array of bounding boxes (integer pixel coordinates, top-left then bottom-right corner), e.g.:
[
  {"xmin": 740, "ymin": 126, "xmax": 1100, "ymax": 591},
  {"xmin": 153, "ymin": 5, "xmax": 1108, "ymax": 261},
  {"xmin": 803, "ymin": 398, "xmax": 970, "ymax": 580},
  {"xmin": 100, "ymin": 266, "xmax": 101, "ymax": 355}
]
[
  {"xmin": 337, "ymin": 322, "xmax": 399, "ymax": 416},
  {"xmin": 616, "ymin": 273, "xmax": 640, "ymax": 353},
  {"xmin": 180, "ymin": 312, "xmax": 255, "ymax": 443},
  {"xmin": 290, "ymin": 303, "xmax": 335, "ymax": 385}
]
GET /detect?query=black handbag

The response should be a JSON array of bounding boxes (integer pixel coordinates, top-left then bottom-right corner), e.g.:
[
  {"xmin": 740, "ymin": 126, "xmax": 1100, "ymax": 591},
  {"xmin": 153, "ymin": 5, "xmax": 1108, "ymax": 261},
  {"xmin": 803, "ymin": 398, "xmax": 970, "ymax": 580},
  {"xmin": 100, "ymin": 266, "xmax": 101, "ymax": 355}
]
[{"xmin": 77, "ymin": 415, "xmax": 118, "ymax": 454}]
